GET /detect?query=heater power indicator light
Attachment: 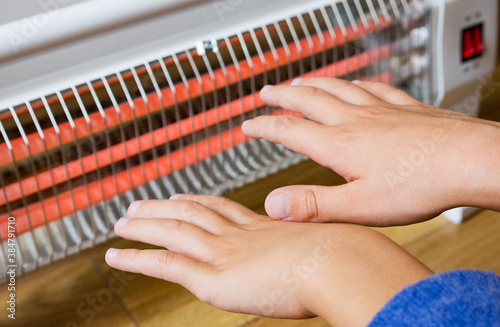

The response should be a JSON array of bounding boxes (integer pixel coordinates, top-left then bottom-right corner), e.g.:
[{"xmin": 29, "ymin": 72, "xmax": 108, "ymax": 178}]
[{"xmin": 462, "ymin": 23, "xmax": 484, "ymax": 62}]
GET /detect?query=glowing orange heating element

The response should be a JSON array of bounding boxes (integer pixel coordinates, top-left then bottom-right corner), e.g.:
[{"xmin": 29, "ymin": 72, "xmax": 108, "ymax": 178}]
[{"xmin": 0, "ymin": 17, "xmax": 395, "ymax": 240}]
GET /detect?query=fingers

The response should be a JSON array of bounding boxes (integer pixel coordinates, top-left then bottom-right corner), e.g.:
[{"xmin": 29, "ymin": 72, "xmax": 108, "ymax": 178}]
[
  {"xmin": 114, "ymin": 217, "xmax": 217, "ymax": 262},
  {"xmin": 105, "ymin": 248, "xmax": 211, "ymax": 289},
  {"xmin": 264, "ymin": 182, "xmax": 380, "ymax": 225},
  {"xmin": 353, "ymin": 80, "xmax": 425, "ymax": 107},
  {"xmin": 242, "ymin": 115, "xmax": 336, "ymax": 168},
  {"xmin": 127, "ymin": 199, "xmax": 231, "ymax": 234},
  {"xmin": 170, "ymin": 194, "xmax": 264, "ymax": 225},
  {"xmin": 294, "ymin": 78, "xmax": 382, "ymax": 106},
  {"xmin": 259, "ymin": 83, "xmax": 354, "ymax": 125}
]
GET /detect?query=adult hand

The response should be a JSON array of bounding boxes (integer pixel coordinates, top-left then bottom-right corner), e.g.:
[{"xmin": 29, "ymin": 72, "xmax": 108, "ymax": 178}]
[
  {"xmin": 105, "ymin": 196, "xmax": 432, "ymax": 327},
  {"xmin": 242, "ymin": 78, "xmax": 500, "ymax": 226}
]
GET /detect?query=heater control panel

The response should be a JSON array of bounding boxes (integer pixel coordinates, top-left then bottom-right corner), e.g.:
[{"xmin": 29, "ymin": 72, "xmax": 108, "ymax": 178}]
[{"xmin": 432, "ymin": 0, "xmax": 498, "ymax": 110}]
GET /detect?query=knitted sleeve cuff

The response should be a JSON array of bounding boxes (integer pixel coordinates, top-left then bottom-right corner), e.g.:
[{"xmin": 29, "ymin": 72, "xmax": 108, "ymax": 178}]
[{"xmin": 369, "ymin": 269, "xmax": 500, "ymax": 326}]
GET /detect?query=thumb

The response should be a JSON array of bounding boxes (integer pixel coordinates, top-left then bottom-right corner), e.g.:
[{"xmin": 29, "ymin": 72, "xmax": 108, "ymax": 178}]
[{"xmin": 265, "ymin": 182, "xmax": 375, "ymax": 224}]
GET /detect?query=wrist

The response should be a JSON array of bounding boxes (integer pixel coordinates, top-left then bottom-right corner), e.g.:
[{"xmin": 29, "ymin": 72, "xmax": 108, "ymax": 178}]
[
  {"xmin": 460, "ymin": 123, "xmax": 500, "ymax": 211},
  {"xmin": 298, "ymin": 227, "xmax": 433, "ymax": 327}
]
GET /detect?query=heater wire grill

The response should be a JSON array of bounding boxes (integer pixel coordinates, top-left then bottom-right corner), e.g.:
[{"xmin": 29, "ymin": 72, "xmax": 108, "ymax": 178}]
[{"xmin": 0, "ymin": 0, "xmax": 431, "ymax": 281}]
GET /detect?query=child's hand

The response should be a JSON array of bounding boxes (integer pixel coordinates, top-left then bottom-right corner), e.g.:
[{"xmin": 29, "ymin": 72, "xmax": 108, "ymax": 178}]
[
  {"xmin": 106, "ymin": 196, "xmax": 431, "ymax": 327},
  {"xmin": 242, "ymin": 78, "xmax": 500, "ymax": 226}
]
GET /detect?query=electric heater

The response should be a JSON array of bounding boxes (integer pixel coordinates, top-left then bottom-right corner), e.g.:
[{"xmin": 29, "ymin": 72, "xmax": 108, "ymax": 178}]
[{"xmin": 0, "ymin": 0, "xmax": 497, "ymax": 282}]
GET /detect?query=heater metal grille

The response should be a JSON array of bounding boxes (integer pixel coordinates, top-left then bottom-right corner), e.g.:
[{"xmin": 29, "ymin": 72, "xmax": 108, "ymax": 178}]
[{"xmin": 0, "ymin": 0, "xmax": 431, "ymax": 282}]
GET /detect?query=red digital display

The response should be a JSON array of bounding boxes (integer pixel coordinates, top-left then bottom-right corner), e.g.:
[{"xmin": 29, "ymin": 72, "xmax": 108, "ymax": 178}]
[{"xmin": 462, "ymin": 23, "xmax": 484, "ymax": 62}]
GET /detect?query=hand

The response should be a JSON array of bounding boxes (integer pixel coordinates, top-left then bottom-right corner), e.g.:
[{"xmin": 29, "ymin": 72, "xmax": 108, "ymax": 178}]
[
  {"xmin": 105, "ymin": 196, "xmax": 432, "ymax": 327},
  {"xmin": 242, "ymin": 78, "xmax": 500, "ymax": 226}
]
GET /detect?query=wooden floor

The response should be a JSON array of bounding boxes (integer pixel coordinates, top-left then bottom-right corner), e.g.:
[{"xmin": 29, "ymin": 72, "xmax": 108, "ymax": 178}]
[{"xmin": 2, "ymin": 46, "xmax": 500, "ymax": 327}]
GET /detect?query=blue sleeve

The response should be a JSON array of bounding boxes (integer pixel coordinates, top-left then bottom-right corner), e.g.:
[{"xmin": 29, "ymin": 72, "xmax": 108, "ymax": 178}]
[{"xmin": 369, "ymin": 270, "xmax": 500, "ymax": 326}]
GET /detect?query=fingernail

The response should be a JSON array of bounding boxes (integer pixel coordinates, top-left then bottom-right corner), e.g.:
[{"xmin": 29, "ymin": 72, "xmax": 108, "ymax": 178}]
[
  {"xmin": 261, "ymin": 85, "xmax": 274, "ymax": 94},
  {"xmin": 106, "ymin": 248, "xmax": 120, "ymax": 258},
  {"xmin": 170, "ymin": 194, "xmax": 183, "ymax": 200},
  {"xmin": 268, "ymin": 193, "xmax": 290, "ymax": 220},
  {"xmin": 352, "ymin": 80, "xmax": 361, "ymax": 85},
  {"xmin": 291, "ymin": 78, "xmax": 303, "ymax": 86},
  {"xmin": 115, "ymin": 218, "xmax": 129, "ymax": 227},
  {"xmin": 128, "ymin": 200, "xmax": 145, "ymax": 214},
  {"xmin": 242, "ymin": 120, "xmax": 252, "ymax": 129}
]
